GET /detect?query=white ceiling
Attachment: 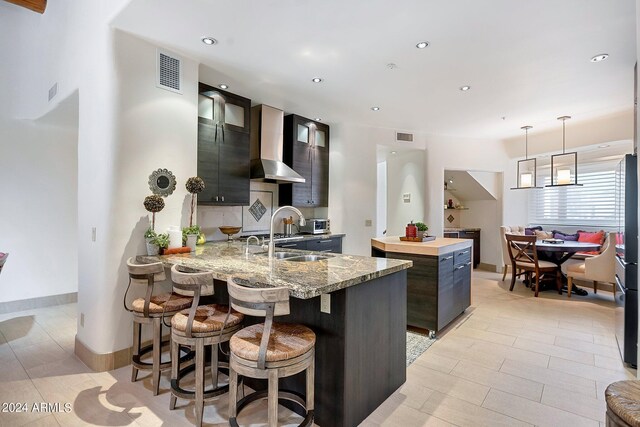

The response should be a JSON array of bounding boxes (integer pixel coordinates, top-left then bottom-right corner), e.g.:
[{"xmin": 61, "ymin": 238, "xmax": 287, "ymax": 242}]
[{"xmin": 112, "ymin": 0, "xmax": 636, "ymax": 140}]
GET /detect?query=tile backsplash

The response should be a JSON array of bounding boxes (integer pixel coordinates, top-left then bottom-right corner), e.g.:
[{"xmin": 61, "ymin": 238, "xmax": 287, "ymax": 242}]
[{"xmin": 196, "ymin": 182, "xmax": 320, "ymax": 241}]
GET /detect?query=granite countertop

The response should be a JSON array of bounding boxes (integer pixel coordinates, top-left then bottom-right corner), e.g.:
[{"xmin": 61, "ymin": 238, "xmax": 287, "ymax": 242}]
[
  {"xmin": 234, "ymin": 233, "xmax": 345, "ymax": 244},
  {"xmin": 371, "ymin": 236, "xmax": 473, "ymax": 256},
  {"xmin": 138, "ymin": 241, "xmax": 411, "ymax": 300}
]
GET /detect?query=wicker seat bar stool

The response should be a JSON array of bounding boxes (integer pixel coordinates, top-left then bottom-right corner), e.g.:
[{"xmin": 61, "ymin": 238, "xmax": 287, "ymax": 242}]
[
  {"xmin": 226, "ymin": 277, "xmax": 316, "ymax": 427},
  {"xmin": 169, "ymin": 265, "xmax": 245, "ymax": 427},
  {"xmin": 124, "ymin": 257, "xmax": 193, "ymax": 396}
]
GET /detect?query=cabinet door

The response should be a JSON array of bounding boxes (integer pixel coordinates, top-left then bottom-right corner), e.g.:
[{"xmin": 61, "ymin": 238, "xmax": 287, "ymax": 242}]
[
  {"xmin": 197, "ymin": 119, "xmax": 220, "ymax": 205},
  {"xmin": 275, "ymin": 241, "xmax": 308, "ymax": 250},
  {"xmin": 453, "ymin": 261, "xmax": 472, "ymax": 314},
  {"xmin": 217, "ymin": 128, "xmax": 250, "ymax": 205},
  {"xmin": 437, "ymin": 254, "xmax": 455, "ymax": 330},
  {"xmin": 310, "ymin": 122, "xmax": 330, "ymax": 207},
  {"xmin": 458, "ymin": 231, "xmax": 480, "ymax": 268},
  {"xmin": 281, "ymin": 115, "xmax": 313, "ymax": 207},
  {"xmin": 307, "ymin": 237, "xmax": 342, "ymax": 253}
]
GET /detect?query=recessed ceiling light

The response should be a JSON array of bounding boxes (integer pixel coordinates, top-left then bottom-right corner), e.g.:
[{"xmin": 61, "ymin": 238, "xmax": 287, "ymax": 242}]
[
  {"xmin": 598, "ymin": 144, "xmax": 610, "ymax": 148},
  {"xmin": 391, "ymin": 151, "xmax": 397, "ymax": 155},
  {"xmin": 312, "ymin": 77, "xmax": 323, "ymax": 83},
  {"xmin": 201, "ymin": 37, "xmax": 217, "ymax": 45},
  {"xmin": 459, "ymin": 85, "xmax": 471, "ymax": 91},
  {"xmin": 590, "ymin": 54, "xmax": 609, "ymax": 63},
  {"xmin": 314, "ymin": 118, "xmax": 322, "ymax": 121},
  {"xmin": 371, "ymin": 106, "xmax": 380, "ymax": 111},
  {"xmin": 219, "ymin": 84, "xmax": 228, "ymax": 89},
  {"xmin": 416, "ymin": 41, "xmax": 429, "ymax": 49}
]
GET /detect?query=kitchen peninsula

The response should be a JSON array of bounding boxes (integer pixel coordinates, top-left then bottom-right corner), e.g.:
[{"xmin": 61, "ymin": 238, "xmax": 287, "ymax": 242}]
[
  {"xmin": 140, "ymin": 241, "xmax": 412, "ymax": 427},
  {"xmin": 371, "ymin": 236, "xmax": 473, "ymax": 337}
]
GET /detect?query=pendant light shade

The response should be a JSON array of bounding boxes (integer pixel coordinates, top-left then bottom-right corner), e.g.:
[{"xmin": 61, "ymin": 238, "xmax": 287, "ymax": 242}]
[
  {"xmin": 511, "ymin": 125, "xmax": 541, "ymax": 190},
  {"xmin": 547, "ymin": 116, "xmax": 582, "ymax": 187}
]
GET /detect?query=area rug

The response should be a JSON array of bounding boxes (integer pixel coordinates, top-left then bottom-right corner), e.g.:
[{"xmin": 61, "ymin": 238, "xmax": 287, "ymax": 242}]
[{"xmin": 406, "ymin": 330, "xmax": 436, "ymax": 366}]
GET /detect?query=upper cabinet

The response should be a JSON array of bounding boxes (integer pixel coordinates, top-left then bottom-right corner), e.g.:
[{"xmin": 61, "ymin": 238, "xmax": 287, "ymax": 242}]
[
  {"xmin": 197, "ymin": 83, "xmax": 251, "ymax": 206},
  {"xmin": 279, "ymin": 114, "xmax": 330, "ymax": 207}
]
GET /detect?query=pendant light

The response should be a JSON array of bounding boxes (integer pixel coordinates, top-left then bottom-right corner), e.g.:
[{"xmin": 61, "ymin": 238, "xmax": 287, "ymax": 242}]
[
  {"xmin": 546, "ymin": 116, "xmax": 582, "ymax": 187},
  {"xmin": 511, "ymin": 125, "xmax": 541, "ymax": 189}
]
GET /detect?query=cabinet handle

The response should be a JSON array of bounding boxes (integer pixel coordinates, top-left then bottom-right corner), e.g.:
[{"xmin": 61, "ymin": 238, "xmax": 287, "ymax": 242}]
[
  {"xmin": 221, "ymin": 195, "xmax": 225, "ymax": 202},
  {"xmin": 321, "ymin": 249, "xmax": 333, "ymax": 253},
  {"xmin": 460, "ymin": 250, "xmax": 469, "ymax": 255},
  {"xmin": 280, "ymin": 244, "xmax": 298, "ymax": 248},
  {"xmin": 319, "ymin": 240, "xmax": 333, "ymax": 243},
  {"xmin": 455, "ymin": 265, "xmax": 465, "ymax": 270},
  {"xmin": 442, "ymin": 256, "xmax": 453, "ymax": 261},
  {"xmin": 466, "ymin": 262, "xmax": 472, "ymax": 266},
  {"xmin": 215, "ymin": 196, "xmax": 219, "ymax": 202}
]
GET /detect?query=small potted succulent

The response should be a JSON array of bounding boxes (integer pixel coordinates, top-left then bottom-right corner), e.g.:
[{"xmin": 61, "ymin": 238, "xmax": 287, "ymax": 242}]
[
  {"xmin": 415, "ymin": 222, "xmax": 429, "ymax": 236},
  {"xmin": 184, "ymin": 177, "xmax": 205, "ymax": 251},
  {"xmin": 144, "ymin": 194, "xmax": 165, "ymax": 255},
  {"xmin": 152, "ymin": 233, "xmax": 170, "ymax": 255}
]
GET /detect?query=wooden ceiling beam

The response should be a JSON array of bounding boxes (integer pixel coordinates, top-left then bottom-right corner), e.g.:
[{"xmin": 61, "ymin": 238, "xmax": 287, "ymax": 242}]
[{"xmin": 3, "ymin": 0, "xmax": 46, "ymax": 14}]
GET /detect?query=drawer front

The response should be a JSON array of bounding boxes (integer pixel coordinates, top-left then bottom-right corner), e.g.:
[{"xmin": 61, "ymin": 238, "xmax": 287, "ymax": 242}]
[
  {"xmin": 438, "ymin": 253, "xmax": 454, "ymax": 279},
  {"xmin": 275, "ymin": 241, "xmax": 308, "ymax": 250},
  {"xmin": 454, "ymin": 248, "xmax": 471, "ymax": 264},
  {"xmin": 307, "ymin": 238, "xmax": 342, "ymax": 253}
]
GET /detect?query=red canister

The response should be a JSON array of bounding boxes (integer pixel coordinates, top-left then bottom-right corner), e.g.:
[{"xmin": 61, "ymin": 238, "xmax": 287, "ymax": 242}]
[{"xmin": 406, "ymin": 221, "xmax": 417, "ymax": 238}]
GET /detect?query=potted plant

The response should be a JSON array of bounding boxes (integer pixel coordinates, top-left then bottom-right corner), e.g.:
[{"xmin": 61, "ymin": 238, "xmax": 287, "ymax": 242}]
[
  {"xmin": 415, "ymin": 222, "xmax": 429, "ymax": 237},
  {"xmin": 144, "ymin": 228, "xmax": 159, "ymax": 256},
  {"xmin": 185, "ymin": 176, "xmax": 205, "ymax": 251},
  {"xmin": 143, "ymin": 195, "xmax": 165, "ymax": 255},
  {"xmin": 182, "ymin": 225, "xmax": 201, "ymax": 252},
  {"xmin": 152, "ymin": 233, "xmax": 170, "ymax": 255}
]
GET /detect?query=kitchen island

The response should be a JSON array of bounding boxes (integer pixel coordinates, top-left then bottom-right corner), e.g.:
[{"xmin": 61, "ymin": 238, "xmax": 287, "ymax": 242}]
[
  {"xmin": 371, "ymin": 236, "xmax": 473, "ymax": 337},
  {"xmin": 140, "ymin": 241, "xmax": 411, "ymax": 427}
]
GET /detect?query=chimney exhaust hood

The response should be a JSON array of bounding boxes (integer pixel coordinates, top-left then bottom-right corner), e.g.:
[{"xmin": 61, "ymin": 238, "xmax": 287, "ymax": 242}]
[{"xmin": 250, "ymin": 105, "xmax": 305, "ymax": 183}]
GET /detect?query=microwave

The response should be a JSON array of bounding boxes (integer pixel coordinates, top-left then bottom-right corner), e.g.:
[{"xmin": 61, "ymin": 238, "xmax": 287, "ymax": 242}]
[{"xmin": 299, "ymin": 218, "xmax": 330, "ymax": 235}]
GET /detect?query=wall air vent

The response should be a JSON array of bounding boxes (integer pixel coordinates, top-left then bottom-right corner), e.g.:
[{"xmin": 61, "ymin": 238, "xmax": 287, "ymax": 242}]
[
  {"xmin": 156, "ymin": 49, "xmax": 182, "ymax": 94},
  {"xmin": 396, "ymin": 132, "xmax": 414, "ymax": 143}
]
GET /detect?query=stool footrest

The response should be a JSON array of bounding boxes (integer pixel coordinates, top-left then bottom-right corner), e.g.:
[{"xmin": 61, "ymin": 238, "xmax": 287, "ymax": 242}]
[
  {"xmin": 170, "ymin": 364, "xmax": 230, "ymax": 401},
  {"xmin": 229, "ymin": 389, "xmax": 314, "ymax": 427},
  {"xmin": 132, "ymin": 343, "xmax": 193, "ymax": 371}
]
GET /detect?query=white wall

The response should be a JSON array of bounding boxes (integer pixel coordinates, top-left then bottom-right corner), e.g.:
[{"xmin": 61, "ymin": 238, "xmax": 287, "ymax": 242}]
[
  {"xmin": 461, "ymin": 199, "xmax": 502, "ymax": 269},
  {"xmin": 376, "ymin": 161, "xmax": 387, "ymax": 237},
  {"xmin": 0, "ymin": 97, "xmax": 79, "ymax": 302},
  {"xmin": 386, "ymin": 150, "xmax": 426, "ymax": 236}
]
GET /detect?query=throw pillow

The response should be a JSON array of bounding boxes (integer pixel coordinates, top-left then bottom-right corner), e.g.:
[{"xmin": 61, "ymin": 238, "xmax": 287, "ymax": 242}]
[
  {"xmin": 578, "ymin": 230, "xmax": 605, "ymax": 245},
  {"xmin": 525, "ymin": 226, "xmax": 543, "ymax": 236},
  {"xmin": 534, "ymin": 230, "xmax": 553, "ymax": 240},
  {"xmin": 552, "ymin": 231, "xmax": 579, "ymax": 241}
]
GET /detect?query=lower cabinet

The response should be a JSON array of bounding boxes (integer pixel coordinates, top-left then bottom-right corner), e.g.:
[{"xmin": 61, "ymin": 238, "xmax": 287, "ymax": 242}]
[
  {"xmin": 371, "ymin": 246, "xmax": 471, "ymax": 334},
  {"xmin": 275, "ymin": 236, "xmax": 343, "ymax": 253}
]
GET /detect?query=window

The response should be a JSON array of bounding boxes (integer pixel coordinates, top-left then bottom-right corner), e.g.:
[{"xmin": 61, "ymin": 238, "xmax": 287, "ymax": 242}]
[{"xmin": 529, "ymin": 159, "xmax": 620, "ymax": 228}]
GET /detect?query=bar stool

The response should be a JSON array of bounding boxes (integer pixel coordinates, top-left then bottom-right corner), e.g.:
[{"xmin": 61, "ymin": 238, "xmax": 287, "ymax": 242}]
[
  {"xmin": 226, "ymin": 277, "xmax": 315, "ymax": 427},
  {"xmin": 169, "ymin": 265, "xmax": 245, "ymax": 427},
  {"xmin": 124, "ymin": 257, "xmax": 193, "ymax": 395}
]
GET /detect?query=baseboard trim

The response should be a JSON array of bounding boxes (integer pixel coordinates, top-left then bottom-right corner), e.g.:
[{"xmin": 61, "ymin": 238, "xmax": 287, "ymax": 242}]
[
  {"xmin": 0, "ymin": 292, "xmax": 77, "ymax": 314},
  {"xmin": 477, "ymin": 263, "xmax": 499, "ymax": 272},
  {"xmin": 74, "ymin": 333, "xmax": 170, "ymax": 372}
]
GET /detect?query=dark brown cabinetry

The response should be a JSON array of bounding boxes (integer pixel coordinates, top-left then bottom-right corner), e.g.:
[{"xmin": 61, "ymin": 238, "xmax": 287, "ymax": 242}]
[
  {"xmin": 279, "ymin": 114, "xmax": 330, "ymax": 207},
  {"xmin": 275, "ymin": 236, "xmax": 343, "ymax": 253},
  {"xmin": 197, "ymin": 83, "xmax": 251, "ymax": 206},
  {"xmin": 443, "ymin": 229, "xmax": 480, "ymax": 268},
  {"xmin": 371, "ymin": 247, "xmax": 471, "ymax": 336}
]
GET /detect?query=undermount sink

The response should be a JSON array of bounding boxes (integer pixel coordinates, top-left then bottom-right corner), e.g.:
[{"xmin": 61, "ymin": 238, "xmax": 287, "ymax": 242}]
[
  {"xmin": 267, "ymin": 252, "xmax": 301, "ymax": 259},
  {"xmin": 285, "ymin": 254, "xmax": 330, "ymax": 262}
]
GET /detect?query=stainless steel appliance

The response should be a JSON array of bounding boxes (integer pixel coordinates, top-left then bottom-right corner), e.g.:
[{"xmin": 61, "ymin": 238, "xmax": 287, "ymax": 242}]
[
  {"xmin": 615, "ymin": 153, "xmax": 638, "ymax": 367},
  {"xmin": 299, "ymin": 218, "xmax": 330, "ymax": 235}
]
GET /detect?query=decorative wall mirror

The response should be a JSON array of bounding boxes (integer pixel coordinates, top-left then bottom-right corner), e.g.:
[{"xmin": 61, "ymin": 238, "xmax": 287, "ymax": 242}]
[{"xmin": 148, "ymin": 168, "xmax": 177, "ymax": 197}]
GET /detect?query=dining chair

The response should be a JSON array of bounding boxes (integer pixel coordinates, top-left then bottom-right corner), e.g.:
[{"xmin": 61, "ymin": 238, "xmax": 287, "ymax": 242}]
[
  {"xmin": 500, "ymin": 226, "xmax": 525, "ymax": 281},
  {"xmin": 566, "ymin": 232, "xmax": 616, "ymax": 298},
  {"xmin": 505, "ymin": 234, "xmax": 562, "ymax": 297}
]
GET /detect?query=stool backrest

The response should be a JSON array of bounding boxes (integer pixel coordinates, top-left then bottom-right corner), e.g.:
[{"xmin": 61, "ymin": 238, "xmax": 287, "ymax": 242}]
[
  {"xmin": 171, "ymin": 264, "xmax": 214, "ymax": 337},
  {"xmin": 505, "ymin": 234, "xmax": 540, "ymax": 266},
  {"xmin": 227, "ymin": 276, "xmax": 290, "ymax": 369},
  {"xmin": 124, "ymin": 257, "xmax": 166, "ymax": 317},
  {"xmin": 127, "ymin": 257, "xmax": 166, "ymax": 284},
  {"xmin": 227, "ymin": 277, "xmax": 290, "ymax": 317}
]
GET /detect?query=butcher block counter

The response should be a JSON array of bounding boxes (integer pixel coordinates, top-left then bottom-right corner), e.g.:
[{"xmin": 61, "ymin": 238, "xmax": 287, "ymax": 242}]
[{"xmin": 371, "ymin": 236, "xmax": 472, "ymax": 336}]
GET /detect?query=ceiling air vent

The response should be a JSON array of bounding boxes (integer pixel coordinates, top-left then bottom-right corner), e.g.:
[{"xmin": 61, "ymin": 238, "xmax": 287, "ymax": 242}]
[
  {"xmin": 396, "ymin": 132, "xmax": 414, "ymax": 143},
  {"xmin": 156, "ymin": 49, "xmax": 182, "ymax": 94}
]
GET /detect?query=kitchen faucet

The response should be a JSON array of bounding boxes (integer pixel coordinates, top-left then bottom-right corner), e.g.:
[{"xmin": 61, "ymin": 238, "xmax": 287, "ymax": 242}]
[
  {"xmin": 245, "ymin": 235, "xmax": 261, "ymax": 255},
  {"xmin": 269, "ymin": 206, "xmax": 306, "ymax": 259}
]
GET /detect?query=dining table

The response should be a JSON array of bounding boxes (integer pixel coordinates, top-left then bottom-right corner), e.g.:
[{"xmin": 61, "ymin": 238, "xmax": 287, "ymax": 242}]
[{"xmin": 524, "ymin": 240, "xmax": 602, "ymax": 295}]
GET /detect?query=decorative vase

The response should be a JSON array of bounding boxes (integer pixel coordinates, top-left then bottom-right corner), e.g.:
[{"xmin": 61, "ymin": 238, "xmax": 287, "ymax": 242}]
[
  {"xmin": 186, "ymin": 234, "xmax": 197, "ymax": 252},
  {"xmin": 145, "ymin": 238, "xmax": 160, "ymax": 256}
]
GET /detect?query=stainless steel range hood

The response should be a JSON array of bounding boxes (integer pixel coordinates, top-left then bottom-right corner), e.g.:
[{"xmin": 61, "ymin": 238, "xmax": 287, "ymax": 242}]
[{"xmin": 250, "ymin": 105, "xmax": 305, "ymax": 183}]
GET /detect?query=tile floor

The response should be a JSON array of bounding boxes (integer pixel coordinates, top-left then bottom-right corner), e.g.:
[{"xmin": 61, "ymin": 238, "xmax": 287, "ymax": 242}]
[{"xmin": 0, "ymin": 270, "xmax": 635, "ymax": 426}]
